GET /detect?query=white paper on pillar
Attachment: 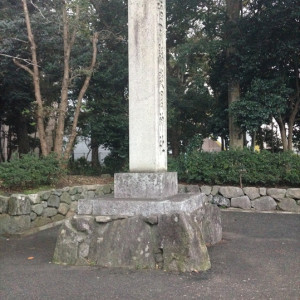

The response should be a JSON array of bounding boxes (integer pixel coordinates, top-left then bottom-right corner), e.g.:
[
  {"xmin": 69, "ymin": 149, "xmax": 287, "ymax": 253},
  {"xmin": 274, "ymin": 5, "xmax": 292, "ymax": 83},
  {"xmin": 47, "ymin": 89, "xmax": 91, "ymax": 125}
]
[{"xmin": 128, "ymin": 0, "xmax": 167, "ymax": 172}]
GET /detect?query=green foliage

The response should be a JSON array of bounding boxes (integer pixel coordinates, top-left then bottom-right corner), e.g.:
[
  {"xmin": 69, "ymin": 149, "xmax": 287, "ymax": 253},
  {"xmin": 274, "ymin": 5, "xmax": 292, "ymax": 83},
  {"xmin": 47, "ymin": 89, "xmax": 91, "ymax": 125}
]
[
  {"xmin": 68, "ymin": 157, "xmax": 101, "ymax": 176},
  {"xmin": 171, "ymin": 149, "xmax": 300, "ymax": 186},
  {"xmin": 0, "ymin": 153, "xmax": 65, "ymax": 189}
]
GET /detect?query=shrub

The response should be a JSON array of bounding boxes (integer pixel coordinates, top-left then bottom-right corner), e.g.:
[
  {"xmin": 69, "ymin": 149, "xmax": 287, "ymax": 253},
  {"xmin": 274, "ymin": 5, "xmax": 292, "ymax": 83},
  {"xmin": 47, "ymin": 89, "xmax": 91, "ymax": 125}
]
[
  {"xmin": 170, "ymin": 149, "xmax": 300, "ymax": 187},
  {"xmin": 0, "ymin": 153, "xmax": 65, "ymax": 189}
]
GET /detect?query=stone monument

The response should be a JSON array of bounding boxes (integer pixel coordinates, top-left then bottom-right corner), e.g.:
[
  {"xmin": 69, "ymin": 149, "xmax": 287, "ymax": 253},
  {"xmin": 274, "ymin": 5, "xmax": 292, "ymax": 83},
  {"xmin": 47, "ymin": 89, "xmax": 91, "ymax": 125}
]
[{"xmin": 53, "ymin": 0, "xmax": 222, "ymax": 272}]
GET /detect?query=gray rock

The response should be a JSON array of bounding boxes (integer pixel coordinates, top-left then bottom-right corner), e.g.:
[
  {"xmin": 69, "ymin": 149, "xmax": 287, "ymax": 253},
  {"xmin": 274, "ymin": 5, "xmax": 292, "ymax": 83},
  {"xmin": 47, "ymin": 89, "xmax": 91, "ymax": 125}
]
[
  {"xmin": 87, "ymin": 191, "xmax": 95, "ymax": 199},
  {"xmin": 219, "ymin": 186, "xmax": 244, "ymax": 198},
  {"xmin": 26, "ymin": 194, "xmax": 41, "ymax": 204},
  {"xmin": 30, "ymin": 212, "xmax": 37, "ymax": 221},
  {"xmin": 157, "ymin": 212, "xmax": 211, "ymax": 272},
  {"xmin": 178, "ymin": 184, "xmax": 188, "ymax": 193},
  {"xmin": 70, "ymin": 201, "xmax": 78, "ymax": 213},
  {"xmin": 69, "ymin": 187, "xmax": 78, "ymax": 195},
  {"xmin": 201, "ymin": 185, "xmax": 212, "ymax": 195},
  {"xmin": 259, "ymin": 188, "xmax": 267, "ymax": 196},
  {"xmin": 58, "ymin": 203, "xmax": 70, "ymax": 216},
  {"xmin": 199, "ymin": 204, "xmax": 222, "ymax": 245},
  {"xmin": 41, "ymin": 191, "xmax": 51, "ymax": 200},
  {"xmin": 251, "ymin": 196, "xmax": 277, "ymax": 211},
  {"xmin": 0, "ymin": 214, "xmax": 31, "ymax": 234},
  {"xmin": 231, "ymin": 196, "xmax": 251, "ymax": 210},
  {"xmin": 42, "ymin": 201, "xmax": 48, "ymax": 208},
  {"xmin": 31, "ymin": 216, "xmax": 52, "ymax": 228},
  {"xmin": 211, "ymin": 186, "xmax": 220, "ymax": 196},
  {"xmin": 102, "ymin": 185, "xmax": 112, "ymax": 195},
  {"xmin": 42, "ymin": 207, "xmax": 58, "ymax": 218},
  {"xmin": 95, "ymin": 216, "xmax": 112, "ymax": 223},
  {"xmin": 267, "ymin": 188, "xmax": 286, "ymax": 200},
  {"xmin": 277, "ymin": 198, "xmax": 300, "ymax": 212},
  {"xmin": 212, "ymin": 195, "xmax": 230, "ymax": 208},
  {"xmin": 0, "ymin": 196, "xmax": 9, "ymax": 213},
  {"xmin": 95, "ymin": 188, "xmax": 105, "ymax": 197},
  {"xmin": 48, "ymin": 195, "xmax": 60, "ymax": 208},
  {"xmin": 32, "ymin": 204, "xmax": 44, "ymax": 216},
  {"xmin": 51, "ymin": 214, "xmax": 65, "ymax": 222},
  {"xmin": 286, "ymin": 188, "xmax": 300, "ymax": 199},
  {"xmin": 8, "ymin": 195, "xmax": 31, "ymax": 216},
  {"xmin": 297, "ymin": 200, "xmax": 300, "ymax": 206},
  {"xmin": 243, "ymin": 187, "xmax": 260, "ymax": 200},
  {"xmin": 52, "ymin": 190, "xmax": 63, "ymax": 196},
  {"xmin": 71, "ymin": 215, "xmax": 95, "ymax": 234},
  {"xmin": 60, "ymin": 192, "xmax": 72, "ymax": 204}
]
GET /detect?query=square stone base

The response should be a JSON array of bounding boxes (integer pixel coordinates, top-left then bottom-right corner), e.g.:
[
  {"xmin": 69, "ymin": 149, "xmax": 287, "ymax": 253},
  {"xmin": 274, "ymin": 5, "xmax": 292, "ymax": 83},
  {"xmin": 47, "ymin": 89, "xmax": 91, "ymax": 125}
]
[{"xmin": 114, "ymin": 172, "xmax": 178, "ymax": 199}]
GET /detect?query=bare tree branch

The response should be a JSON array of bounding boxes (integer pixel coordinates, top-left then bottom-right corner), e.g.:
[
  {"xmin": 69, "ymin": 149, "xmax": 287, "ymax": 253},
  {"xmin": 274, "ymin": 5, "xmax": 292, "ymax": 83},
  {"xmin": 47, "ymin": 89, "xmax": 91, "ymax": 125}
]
[{"xmin": 13, "ymin": 57, "xmax": 34, "ymax": 76}]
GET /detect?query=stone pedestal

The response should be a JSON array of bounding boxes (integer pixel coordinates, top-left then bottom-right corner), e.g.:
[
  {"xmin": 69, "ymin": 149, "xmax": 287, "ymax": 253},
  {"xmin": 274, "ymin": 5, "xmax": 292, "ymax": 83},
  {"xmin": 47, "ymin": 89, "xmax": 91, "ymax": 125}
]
[
  {"xmin": 53, "ymin": 192, "xmax": 222, "ymax": 272},
  {"xmin": 114, "ymin": 172, "xmax": 178, "ymax": 199}
]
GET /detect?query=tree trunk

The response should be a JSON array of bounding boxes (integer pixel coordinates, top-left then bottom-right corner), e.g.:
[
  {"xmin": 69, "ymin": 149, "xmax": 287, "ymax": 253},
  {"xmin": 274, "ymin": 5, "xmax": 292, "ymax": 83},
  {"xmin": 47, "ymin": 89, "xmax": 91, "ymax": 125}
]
[
  {"xmin": 226, "ymin": 0, "xmax": 243, "ymax": 149},
  {"xmin": 15, "ymin": 0, "xmax": 48, "ymax": 156},
  {"xmin": 276, "ymin": 117, "xmax": 288, "ymax": 151}
]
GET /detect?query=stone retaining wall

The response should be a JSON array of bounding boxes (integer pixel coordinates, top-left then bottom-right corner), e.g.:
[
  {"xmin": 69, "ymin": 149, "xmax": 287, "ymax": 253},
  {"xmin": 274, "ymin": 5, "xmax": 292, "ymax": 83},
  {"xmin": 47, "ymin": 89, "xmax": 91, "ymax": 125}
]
[
  {"xmin": 195, "ymin": 185, "xmax": 300, "ymax": 213},
  {"xmin": 0, "ymin": 184, "xmax": 113, "ymax": 235}
]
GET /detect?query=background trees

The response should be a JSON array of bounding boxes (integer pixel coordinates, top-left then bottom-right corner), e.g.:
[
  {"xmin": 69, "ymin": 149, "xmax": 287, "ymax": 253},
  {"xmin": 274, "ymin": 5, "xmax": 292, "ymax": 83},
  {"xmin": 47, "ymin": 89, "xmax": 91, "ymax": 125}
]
[{"xmin": 0, "ymin": 0, "xmax": 299, "ymax": 170}]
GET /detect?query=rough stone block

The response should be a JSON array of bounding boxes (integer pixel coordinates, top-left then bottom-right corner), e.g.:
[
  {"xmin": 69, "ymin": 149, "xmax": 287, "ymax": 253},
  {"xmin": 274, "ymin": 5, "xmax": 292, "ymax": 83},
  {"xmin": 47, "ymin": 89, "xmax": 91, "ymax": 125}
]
[
  {"xmin": 243, "ymin": 187, "xmax": 260, "ymax": 200},
  {"xmin": 32, "ymin": 204, "xmax": 44, "ymax": 216},
  {"xmin": 58, "ymin": 203, "xmax": 70, "ymax": 216},
  {"xmin": 31, "ymin": 216, "xmax": 52, "ymax": 228},
  {"xmin": 267, "ymin": 188, "xmax": 286, "ymax": 200},
  {"xmin": 8, "ymin": 195, "xmax": 31, "ymax": 216},
  {"xmin": 219, "ymin": 186, "xmax": 244, "ymax": 198},
  {"xmin": 231, "ymin": 196, "xmax": 251, "ymax": 210},
  {"xmin": 259, "ymin": 188, "xmax": 267, "ymax": 196},
  {"xmin": 286, "ymin": 188, "xmax": 300, "ymax": 199},
  {"xmin": 41, "ymin": 191, "xmax": 51, "ymax": 200},
  {"xmin": 30, "ymin": 212, "xmax": 37, "ymax": 221},
  {"xmin": 212, "ymin": 195, "xmax": 230, "ymax": 208},
  {"xmin": 277, "ymin": 198, "xmax": 300, "ymax": 212},
  {"xmin": 0, "ymin": 214, "xmax": 31, "ymax": 234},
  {"xmin": 48, "ymin": 195, "xmax": 60, "ymax": 208},
  {"xmin": 251, "ymin": 196, "xmax": 277, "ymax": 211},
  {"xmin": 0, "ymin": 196, "xmax": 9, "ymax": 213},
  {"xmin": 211, "ymin": 186, "xmax": 220, "ymax": 196},
  {"xmin": 26, "ymin": 194, "xmax": 41, "ymax": 204},
  {"xmin": 51, "ymin": 214, "xmax": 65, "ymax": 222},
  {"xmin": 201, "ymin": 185, "xmax": 212, "ymax": 195},
  {"xmin": 42, "ymin": 207, "xmax": 58, "ymax": 218},
  {"xmin": 114, "ymin": 172, "xmax": 178, "ymax": 199},
  {"xmin": 60, "ymin": 192, "xmax": 72, "ymax": 204}
]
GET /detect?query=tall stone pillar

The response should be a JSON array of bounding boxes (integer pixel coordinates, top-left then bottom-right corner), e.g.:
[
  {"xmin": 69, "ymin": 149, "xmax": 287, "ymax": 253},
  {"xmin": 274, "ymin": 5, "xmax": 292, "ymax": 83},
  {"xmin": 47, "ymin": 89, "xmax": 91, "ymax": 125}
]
[{"xmin": 128, "ymin": 0, "xmax": 167, "ymax": 172}]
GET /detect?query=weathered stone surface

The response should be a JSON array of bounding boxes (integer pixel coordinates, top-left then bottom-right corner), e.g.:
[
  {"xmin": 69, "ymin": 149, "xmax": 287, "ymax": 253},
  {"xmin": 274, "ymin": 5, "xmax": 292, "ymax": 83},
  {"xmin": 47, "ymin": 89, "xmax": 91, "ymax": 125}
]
[
  {"xmin": 8, "ymin": 195, "xmax": 31, "ymax": 216},
  {"xmin": 95, "ymin": 216, "xmax": 112, "ymax": 223},
  {"xmin": 199, "ymin": 204, "xmax": 222, "ymax": 245},
  {"xmin": 60, "ymin": 192, "xmax": 72, "ymax": 204},
  {"xmin": 243, "ymin": 187, "xmax": 260, "ymax": 200},
  {"xmin": 286, "ymin": 189, "xmax": 300, "ymax": 200},
  {"xmin": 70, "ymin": 201, "xmax": 78, "ymax": 213},
  {"xmin": 31, "ymin": 216, "xmax": 52, "ymax": 228},
  {"xmin": 231, "ymin": 196, "xmax": 251, "ymax": 210},
  {"xmin": 79, "ymin": 194, "xmax": 206, "ymax": 217},
  {"xmin": 52, "ymin": 190, "xmax": 63, "ymax": 196},
  {"xmin": 212, "ymin": 195, "xmax": 230, "ymax": 208},
  {"xmin": 267, "ymin": 188, "xmax": 286, "ymax": 200},
  {"xmin": 51, "ymin": 214, "xmax": 65, "ymax": 222},
  {"xmin": 219, "ymin": 186, "xmax": 244, "ymax": 198},
  {"xmin": 87, "ymin": 191, "xmax": 95, "ymax": 199},
  {"xmin": 69, "ymin": 187, "xmax": 78, "ymax": 195},
  {"xmin": 211, "ymin": 186, "xmax": 220, "ymax": 196},
  {"xmin": 102, "ymin": 184, "xmax": 111, "ymax": 195},
  {"xmin": 42, "ymin": 201, "xmax": 47, "ymax": 208},
  {"xmin": 157, "ymin": 213, "xmax": 211, "ymax": 272},
  {"xmin": 71, "ymin": 215, "xmax": 95, "ymax": 234},
  {"xmin": 41, "ymin": 191, "xmax": 51, "ymax": 200},
  {"xmin": 251, "ymin": 196, "xmax": 277, "ymax": 211},
  {"xmin": 58, "ymin": 203, "xmax": 70, "ymax": 216},
  {"xmin": 201, "ymin": 185, "xmax": 212, "ymax": 195},
  {"xmin": 114, "ymin": 173, "xmax": 178, "ymax": 199},
  {"xmin": 26, "ymin": 194, "xmax": 41, "ymax": 204},
  {"xmin": 48, "ymin": 195, "xmax": 60, "ymax": 208},
  {"xmin": 0, "ymin": 196, "xmax": 9, "ymax": 213},
  {"xmin": 277, "ymin": 198, "xmax": 300, "ymax": 212},
  {"xmin": 95, "ymin": 187, "xmax": 105, "ymax": 197},
  {"xmin": 0, "ymin": 214, "xmax": 31, "ymax": 234},
  {"xmin": 259, "ymin": 188, "xmax": 267, "ymax": 196},
  {"xmin": 30, "ymin": 212, "xmax": 37, "ymax": 221},
  {"xmin": 42, "ymin": 207, "xmax": 58, "ymax": 218}
]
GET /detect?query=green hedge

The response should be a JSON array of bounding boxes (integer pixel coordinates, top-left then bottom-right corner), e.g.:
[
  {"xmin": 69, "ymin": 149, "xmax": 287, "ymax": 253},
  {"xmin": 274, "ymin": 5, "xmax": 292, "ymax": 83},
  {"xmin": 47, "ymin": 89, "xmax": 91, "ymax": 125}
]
[
  {"xmin": 0, "ymin": 153, "xmax": 65, "ymax": 189},
  {"xmin": 168, "ymin": 149, "xmax": 300, "ymax": 186}
]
